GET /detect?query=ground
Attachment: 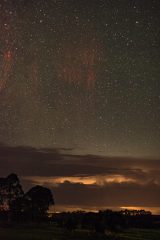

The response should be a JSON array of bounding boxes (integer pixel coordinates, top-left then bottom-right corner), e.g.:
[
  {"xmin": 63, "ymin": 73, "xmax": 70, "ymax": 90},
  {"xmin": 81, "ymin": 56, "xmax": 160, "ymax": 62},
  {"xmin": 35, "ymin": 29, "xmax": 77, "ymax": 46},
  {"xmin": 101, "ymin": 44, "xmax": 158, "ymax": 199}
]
[
  {"xmin": 0, "ymin": 224, "xmax": 160, "ymax": 240},
  {"xmin": 118, "ymin": 228, "xmax": 160, "ymax": 240}
]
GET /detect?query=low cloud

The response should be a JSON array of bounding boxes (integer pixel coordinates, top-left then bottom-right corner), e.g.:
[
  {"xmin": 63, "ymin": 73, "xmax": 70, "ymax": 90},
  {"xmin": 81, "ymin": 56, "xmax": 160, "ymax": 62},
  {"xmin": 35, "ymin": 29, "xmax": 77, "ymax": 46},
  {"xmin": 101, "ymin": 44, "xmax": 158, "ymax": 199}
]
[
  {"xmin": 0, "ymin": 143, "xmax": 160, "ymax": 211},
  {"xmin": 23, "ymin": 174, "xmax": 138, "ymax": 187}
]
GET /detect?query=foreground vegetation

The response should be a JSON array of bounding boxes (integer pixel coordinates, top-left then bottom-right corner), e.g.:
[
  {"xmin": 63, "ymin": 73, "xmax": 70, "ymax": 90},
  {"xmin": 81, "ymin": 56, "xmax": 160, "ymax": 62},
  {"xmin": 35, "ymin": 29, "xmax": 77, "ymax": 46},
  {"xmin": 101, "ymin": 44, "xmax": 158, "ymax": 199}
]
[
  {"xmin": 1, "ymin": 174, "xmax": 160, "ymax": 239},
  {"xmin": 0, "ymin": 224, "xmax": 160, "ymax": 240}
]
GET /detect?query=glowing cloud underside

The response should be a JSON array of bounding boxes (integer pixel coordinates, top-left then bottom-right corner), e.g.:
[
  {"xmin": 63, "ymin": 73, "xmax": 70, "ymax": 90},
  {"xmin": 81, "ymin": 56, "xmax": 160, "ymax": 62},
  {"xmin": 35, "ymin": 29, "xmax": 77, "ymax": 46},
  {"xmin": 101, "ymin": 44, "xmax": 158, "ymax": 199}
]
[{"xmin": 24, "ymin": 174, "xmax": 137, "ymax": 186}]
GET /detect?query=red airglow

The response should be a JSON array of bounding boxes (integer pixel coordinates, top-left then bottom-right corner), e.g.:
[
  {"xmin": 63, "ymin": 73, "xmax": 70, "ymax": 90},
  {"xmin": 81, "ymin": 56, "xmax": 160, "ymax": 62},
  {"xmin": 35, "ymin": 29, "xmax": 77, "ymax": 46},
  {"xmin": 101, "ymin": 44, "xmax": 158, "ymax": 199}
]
[
  {"xmin": 0, "ymin": 49, "xmax": 13, "ymax": 92},
  {"xmin": 0, "ymin": 5, "xmax": 14, "ymax": 93},
  {"xmin": 57, "ymin": 42, "xmax": 101, "ymax": 89},
  {"xmin": 4, "ymin": 50, "xmax": 12, "ymax": 61}
]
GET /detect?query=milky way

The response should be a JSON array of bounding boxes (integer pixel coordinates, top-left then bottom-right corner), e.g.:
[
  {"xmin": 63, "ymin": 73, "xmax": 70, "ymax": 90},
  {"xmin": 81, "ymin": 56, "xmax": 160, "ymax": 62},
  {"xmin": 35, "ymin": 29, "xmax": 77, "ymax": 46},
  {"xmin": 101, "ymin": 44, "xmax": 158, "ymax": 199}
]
[{"xmin": 0, "ymin": 0, "xmax": 159, "ymax": 158}]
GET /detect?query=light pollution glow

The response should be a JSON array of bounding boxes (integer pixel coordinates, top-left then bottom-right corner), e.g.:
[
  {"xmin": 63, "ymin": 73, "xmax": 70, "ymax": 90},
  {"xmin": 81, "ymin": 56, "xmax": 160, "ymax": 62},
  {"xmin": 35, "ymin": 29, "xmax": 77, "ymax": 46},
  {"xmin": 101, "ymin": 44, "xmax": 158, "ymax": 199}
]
[
  {"xmin": 24, "ymin": 174, "xmax": 137, "ymax": 186},
  {"xmin": 49, "ymin": 206, "xmax": 160, "ymax": 215}
]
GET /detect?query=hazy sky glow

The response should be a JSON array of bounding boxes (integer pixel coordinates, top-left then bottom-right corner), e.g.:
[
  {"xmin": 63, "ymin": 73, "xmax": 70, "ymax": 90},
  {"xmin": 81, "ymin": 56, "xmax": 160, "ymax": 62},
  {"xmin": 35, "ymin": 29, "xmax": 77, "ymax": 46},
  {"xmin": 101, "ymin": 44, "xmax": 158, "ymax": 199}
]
[
  {"xmin": 0, "ymin": 0, "xmax": 160, "ymax": 213},
  {"xmin": 0, "ymin": 145, "xmax": 160, "ymax": 213}
]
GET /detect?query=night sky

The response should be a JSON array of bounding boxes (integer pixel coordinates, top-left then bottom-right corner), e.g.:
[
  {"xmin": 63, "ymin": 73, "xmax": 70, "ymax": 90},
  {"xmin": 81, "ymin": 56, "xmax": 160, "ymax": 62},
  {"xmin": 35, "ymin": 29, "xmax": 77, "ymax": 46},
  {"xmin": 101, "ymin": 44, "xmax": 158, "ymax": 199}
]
[{"xmin": 0, "ymin": 0, "xmax": 160, "ymax": 213}]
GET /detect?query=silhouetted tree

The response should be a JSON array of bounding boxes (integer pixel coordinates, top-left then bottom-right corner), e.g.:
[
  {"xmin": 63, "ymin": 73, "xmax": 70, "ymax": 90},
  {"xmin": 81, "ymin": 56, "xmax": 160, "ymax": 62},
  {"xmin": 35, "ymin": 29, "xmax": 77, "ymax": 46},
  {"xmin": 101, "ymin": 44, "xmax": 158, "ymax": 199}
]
[
  {"xmin": 10, "ymin": 196, "xmax": 31, "ymax": 222},
  {"xmin": 0, "ymin": 173, "xmax": 24, "ymax": 221},
  {"xmin": 0, "ymin": 174, "xmax": 55, "ymax": 222},
  {"xmin": 25, "ymin": 185, "xmax": 54, "ymax": 221},
  {"xmin": 5, "ymin": 174, "xmax": 24, "ymax": 207}
]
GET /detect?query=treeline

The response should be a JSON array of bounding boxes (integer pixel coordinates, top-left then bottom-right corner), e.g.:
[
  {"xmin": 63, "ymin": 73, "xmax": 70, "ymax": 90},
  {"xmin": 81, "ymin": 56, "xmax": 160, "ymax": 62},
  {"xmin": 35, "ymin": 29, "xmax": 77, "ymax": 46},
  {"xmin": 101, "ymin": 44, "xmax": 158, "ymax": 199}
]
[
  {"xmin": 0, "ymin": 173, "xmax": 160, "ymax": 233},
  {"xmin": 0, "ymin": 173, "xmax": 54, "ymax": 222},
  {"xmin": 53, "ymin": 210, "xmax": 159, "ymax": 233}
]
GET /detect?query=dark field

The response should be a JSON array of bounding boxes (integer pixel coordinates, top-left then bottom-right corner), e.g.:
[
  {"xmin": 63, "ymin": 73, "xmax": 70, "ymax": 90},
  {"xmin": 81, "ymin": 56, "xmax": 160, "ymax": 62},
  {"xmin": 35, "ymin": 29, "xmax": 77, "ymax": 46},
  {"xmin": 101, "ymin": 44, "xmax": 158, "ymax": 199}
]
[
  {"xmin": 118, "ymin": 228, "xmax": 160, "ymax": 240},
  {"xmin": 0, "ymin": 225, "xmax": 160, "ymax": 240}
]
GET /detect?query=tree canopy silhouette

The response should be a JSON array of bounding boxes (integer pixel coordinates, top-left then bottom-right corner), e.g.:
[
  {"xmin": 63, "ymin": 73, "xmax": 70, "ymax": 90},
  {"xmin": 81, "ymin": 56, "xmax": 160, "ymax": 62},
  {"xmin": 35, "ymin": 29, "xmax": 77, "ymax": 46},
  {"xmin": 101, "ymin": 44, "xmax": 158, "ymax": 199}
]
[
  {"xmin": 0, "ymin": 174, "xmax": 54, "ymax": 222},
  {"xmin": 0, "ymin": 173, "xmax": 23, "ymax": 212},
  {"xmin": 26, "ymin": 185, "xmax": 54, "ymax": 220}
]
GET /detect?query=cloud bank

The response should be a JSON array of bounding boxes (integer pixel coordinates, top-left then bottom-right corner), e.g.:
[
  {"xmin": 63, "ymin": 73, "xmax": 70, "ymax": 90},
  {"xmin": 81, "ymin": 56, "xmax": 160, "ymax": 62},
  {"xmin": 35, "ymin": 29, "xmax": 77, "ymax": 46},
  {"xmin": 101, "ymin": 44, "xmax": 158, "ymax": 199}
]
[{"xmin": 0, "ymin": 143, "xmax": 159, "ymax": 213}]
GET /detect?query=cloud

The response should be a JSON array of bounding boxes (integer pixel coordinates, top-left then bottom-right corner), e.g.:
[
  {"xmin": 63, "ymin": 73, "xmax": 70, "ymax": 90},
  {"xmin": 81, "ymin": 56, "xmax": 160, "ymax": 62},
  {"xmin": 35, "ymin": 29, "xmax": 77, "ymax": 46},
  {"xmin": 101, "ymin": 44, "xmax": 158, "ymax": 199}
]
[
  {"xmin": 23, "ymin": 174, "xmax": 137, "ymax": 187},
  {"xmin": 0, "ymin": 143, "xmax": 160, "ymax": 211},
  {"xmin": 51, "ymin": 181, "xmax": 160, "ymax": 208}
]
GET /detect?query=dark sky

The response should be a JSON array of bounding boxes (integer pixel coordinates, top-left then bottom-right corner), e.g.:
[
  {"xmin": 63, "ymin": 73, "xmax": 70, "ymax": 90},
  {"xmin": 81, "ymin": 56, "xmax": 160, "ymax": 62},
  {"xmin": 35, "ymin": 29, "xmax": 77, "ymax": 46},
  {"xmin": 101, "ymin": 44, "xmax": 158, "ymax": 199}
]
[{"xmin": 0, "ymin": 0, "xmax": 160, "ymax": 212}]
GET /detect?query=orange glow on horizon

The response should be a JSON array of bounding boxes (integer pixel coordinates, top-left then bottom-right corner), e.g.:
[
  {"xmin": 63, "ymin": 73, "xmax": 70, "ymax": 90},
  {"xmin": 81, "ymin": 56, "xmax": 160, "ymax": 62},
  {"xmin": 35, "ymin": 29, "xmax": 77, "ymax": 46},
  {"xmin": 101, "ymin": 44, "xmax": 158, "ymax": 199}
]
[
  {"xmin": 48, "ymin": 205, "xmax": 160, "ymax": 215},
  {"xmin": 24, "ymin": 174, "xmax": 137, "ymax": 186},
  {"xmin": 120, "ymin": 206, "xmax": 160, "ymax": 215}
]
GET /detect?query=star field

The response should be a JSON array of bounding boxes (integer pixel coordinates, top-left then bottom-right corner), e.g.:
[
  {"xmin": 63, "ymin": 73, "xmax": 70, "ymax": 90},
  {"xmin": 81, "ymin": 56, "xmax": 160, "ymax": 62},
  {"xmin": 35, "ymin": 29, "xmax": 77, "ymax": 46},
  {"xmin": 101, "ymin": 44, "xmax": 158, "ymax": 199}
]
[{"xmin": 0, "ymin": 0, "xmax": 159, "ymax": 158}]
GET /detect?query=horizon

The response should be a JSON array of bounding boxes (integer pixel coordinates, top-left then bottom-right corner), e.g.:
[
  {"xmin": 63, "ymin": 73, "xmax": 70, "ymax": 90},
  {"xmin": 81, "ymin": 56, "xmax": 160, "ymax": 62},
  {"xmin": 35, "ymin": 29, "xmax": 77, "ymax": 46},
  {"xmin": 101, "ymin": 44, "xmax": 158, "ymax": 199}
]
[
  {"xmin": 0, "ymin": 143, "xmax": 160, "ymax": 214},
  {"xmin": 0, "ymin": 0, "xmax": 160, "ymax": 219}
]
